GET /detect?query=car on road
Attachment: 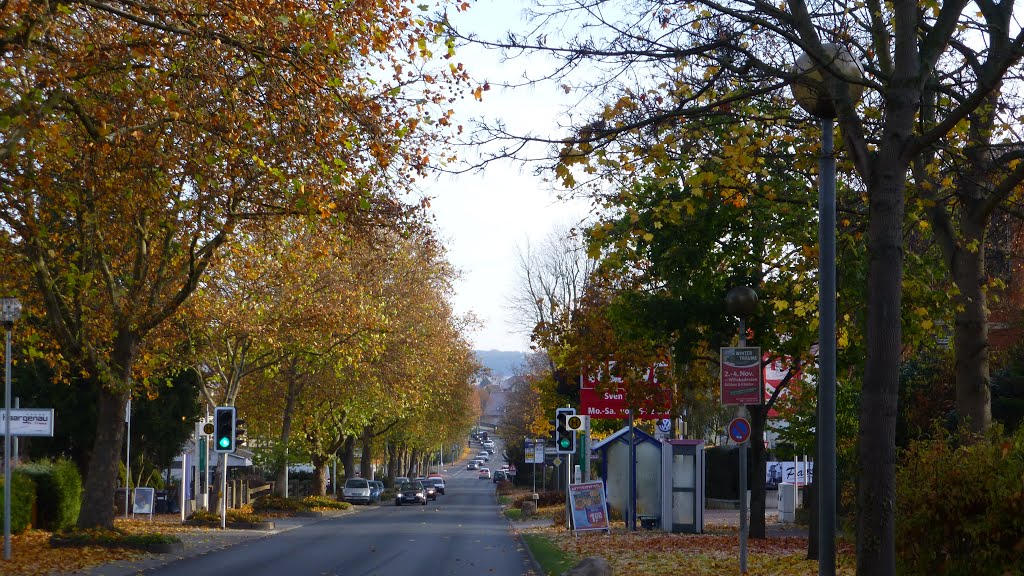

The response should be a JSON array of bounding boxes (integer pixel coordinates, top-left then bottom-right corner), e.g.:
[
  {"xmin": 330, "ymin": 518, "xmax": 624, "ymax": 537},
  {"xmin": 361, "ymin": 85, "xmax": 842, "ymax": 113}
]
[
  {"xmin": 477, "ymin": 452, "xmax": 490, "ymax": 462},
  {"xmin": 423, "ymin": 477, "xmax": 446, "ymax": 495},
  {"xmin": 395, "ymin": 481, "xmax": 427, "ymax": 506},
  {"xmin": 482, "ymin": 440, "xmax": 495, "ymax": 449},
  {"xmin": 422, "ymin": 482, "xmax": 438, "ymax": 500},
  {"xmin": 478, "ymin": 468, "xmax": 491, "ymax": 480},
  {"xmin": 342, "ymin": 477, "xmax": 373, "ymax": 505},
  {"xmin": 467, "ymin": 460, "xmax": 480, "ymax": 469},
  {"xmin": 492, "ymin": 470, "xmax": 507, "ymax": 483}
]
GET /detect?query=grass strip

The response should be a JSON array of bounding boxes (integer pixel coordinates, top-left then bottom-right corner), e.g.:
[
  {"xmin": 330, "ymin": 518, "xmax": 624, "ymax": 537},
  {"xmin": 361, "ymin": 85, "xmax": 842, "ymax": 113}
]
[
  {"xmin": 521, "ymin": 533, "xmax": 577, "ymax": 576},
  {"xmin": 504, "ymin": 508, "xmax": 523, "ymax": 521}
]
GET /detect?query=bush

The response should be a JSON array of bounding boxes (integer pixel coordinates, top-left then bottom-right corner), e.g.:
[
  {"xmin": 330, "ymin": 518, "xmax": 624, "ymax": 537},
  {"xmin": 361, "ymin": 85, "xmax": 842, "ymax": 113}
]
[
  {"xmin": 303, "ymin": 495, "xmax": 350, "ymax": 510},
  {"xmin": 0, "ymin": 470, "xmax": 36, "ymax": 534},
  {"xmin": 896, "ymin": 425, "xmax": 1024, "ymax": 575},
  {"xmin": 513, "ymin": 490, "xmax": 564, "ymax": 508},
  {"xmin": 495, "ymin": 480, "xmax": 514, "ymax": 496},
  {"xmin": 187, "ymin": 508, "xmax": 263, "ymax": 524},
  {"xmin": 19, "ymin": 459, "xmax": 82, "ymax": 531},
  {"xmin": 252, "ymin": 494, "xmax": 308, "ymax": 513}
]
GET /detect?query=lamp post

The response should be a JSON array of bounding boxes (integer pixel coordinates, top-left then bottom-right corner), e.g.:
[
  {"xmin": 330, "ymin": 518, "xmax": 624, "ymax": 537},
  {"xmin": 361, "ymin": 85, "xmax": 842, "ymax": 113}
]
[
  {"xmin": 791, "ymin": 44, "xmax": 863, "ymax": 576},
  {"xmin": 2, "ymin": 297, "xmax": 22, "ymax": 561},
  {"xmin": 725, "ymin": 285, "xmax": 757, "ymax": 575}
]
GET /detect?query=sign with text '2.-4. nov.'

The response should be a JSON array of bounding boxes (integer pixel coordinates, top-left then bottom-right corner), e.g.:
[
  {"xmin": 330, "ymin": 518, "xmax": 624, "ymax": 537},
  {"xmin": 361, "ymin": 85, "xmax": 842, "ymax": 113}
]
[
  {"xmin": 1, "ymin": 408, "xmax": 55, "ymax": 436},
  {"xmin": 720, "ymin": 347, "xmax": 763, "ymax": 405},
  {"xmin": 580, "ymin": 359, "xmax": 672, "ymax": 420}
]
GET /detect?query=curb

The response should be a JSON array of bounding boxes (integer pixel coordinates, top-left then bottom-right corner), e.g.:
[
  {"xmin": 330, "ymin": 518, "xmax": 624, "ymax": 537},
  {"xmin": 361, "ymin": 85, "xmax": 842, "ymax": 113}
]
[{"xmin": 497, "ymin": 489, "xmax": 548, "ymax": 576}]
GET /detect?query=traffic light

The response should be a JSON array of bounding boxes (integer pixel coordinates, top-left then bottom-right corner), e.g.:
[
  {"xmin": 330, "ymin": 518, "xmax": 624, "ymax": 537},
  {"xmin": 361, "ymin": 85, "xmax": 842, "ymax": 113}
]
[
  {"xmin": 555, "ymin": 407, "xmax": 576, "ymax": 454},
  {"xmin": 213, "ymin": 406, "xmax": 236, "ymax": 453},
  {"xmin": 234, "ymin": 418, "xmax": 247, "ymax": 449}
]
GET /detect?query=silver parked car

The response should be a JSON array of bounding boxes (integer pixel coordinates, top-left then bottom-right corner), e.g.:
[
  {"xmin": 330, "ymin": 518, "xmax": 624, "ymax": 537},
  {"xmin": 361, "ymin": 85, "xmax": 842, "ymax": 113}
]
[{"xmin": 342, "ymin": 477, "xmax": 372, "ymax": 505}]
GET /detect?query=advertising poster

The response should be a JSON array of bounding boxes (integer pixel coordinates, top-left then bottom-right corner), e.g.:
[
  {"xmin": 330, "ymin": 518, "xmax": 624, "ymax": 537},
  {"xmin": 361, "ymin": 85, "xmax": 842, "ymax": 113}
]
[
  {"xmin": 720, "ymin": 347, "xmax": 763, "ymax": 405},
  {"xmin": 567, "ymin": 480, "xmax": 610, "ymax": 533},
  {"xmin": 133, "ymin": 487, "xmax": 155, "ymax": 517}
]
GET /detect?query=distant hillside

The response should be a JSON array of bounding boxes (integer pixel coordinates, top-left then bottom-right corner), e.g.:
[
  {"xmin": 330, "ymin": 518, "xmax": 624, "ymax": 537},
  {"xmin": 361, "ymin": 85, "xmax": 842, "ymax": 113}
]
[{"xmin": 474, "ymin": 350, "xmax": 528, "ymax": 378}]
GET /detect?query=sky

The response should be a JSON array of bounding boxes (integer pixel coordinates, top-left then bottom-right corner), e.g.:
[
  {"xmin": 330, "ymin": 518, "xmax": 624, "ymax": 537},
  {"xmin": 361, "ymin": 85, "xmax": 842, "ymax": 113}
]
[{"xmin": 423, "ymin": 1, "xmax": 592, "ymax": 352}]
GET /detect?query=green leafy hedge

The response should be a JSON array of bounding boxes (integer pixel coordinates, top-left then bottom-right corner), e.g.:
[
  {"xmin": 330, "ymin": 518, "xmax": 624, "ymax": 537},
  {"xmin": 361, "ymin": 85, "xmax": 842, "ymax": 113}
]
[
  {"xmin": 0, "ymin": 470, "xmax": 37, "ymax": 534},
  {"xmin": 19, "ymin": 459, "xmax": 82, "ymax": 531},
  {"xmin": 896, "ymin": 425, "xmax": 1024, "ymax": 575}
]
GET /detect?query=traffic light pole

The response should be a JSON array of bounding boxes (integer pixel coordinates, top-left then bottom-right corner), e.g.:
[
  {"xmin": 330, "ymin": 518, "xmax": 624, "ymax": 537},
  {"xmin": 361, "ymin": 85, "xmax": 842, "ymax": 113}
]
[{"xmin": 221, "ymin": 457, "xmax": 227, "ymax": 529}]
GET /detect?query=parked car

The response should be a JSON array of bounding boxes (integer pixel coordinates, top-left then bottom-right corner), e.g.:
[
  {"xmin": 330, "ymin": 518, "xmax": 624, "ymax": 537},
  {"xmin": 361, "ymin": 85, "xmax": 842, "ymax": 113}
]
[
  {"xmin": 395, "ymin": 481, "xmax": 427, "ymax": 506},
  {"xmin": 424, "ymin": 476, "xmax": 446, "ymax": 495},
  {"xmin": 342, "ymin": 477, "xmax": 372, "ymax": 505},
  {"xmin": 367, "ymin": 480, "xmax": 383, "ymax": 502},
  {"xmin": 478, "ymin": 468, "xmax": 491, "ymax": 480},
  {"xmin": 373, "ymin": 481, "xmax": 386, "ymax": 501},
  {"xmin": 492, "ymin": 470, "xmax": 507, "ymax": 483}
]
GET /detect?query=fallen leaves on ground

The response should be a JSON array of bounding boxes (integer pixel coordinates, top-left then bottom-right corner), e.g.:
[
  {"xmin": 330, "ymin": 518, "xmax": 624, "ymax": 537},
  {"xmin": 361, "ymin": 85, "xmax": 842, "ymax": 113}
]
[
  {"xmin": 2, "ymin": 528, "xmax": 143, "ymax": 576},
  {"xmin": 518, "ymin": 524, "xmax": 857, "ymax": 576},
  {"xmin": 1, "ymin": 515, "xmax": 235, "ymax": 575}
]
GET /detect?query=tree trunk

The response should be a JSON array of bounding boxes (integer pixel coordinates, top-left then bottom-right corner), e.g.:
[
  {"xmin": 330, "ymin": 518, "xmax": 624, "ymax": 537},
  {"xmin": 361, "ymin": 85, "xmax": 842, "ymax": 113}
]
[
  {"xmin": 387, "ymin": 441, "xmax": 399, "ymax": 485},
  {"xmin": 807, "ymin": 481, "xmax": 819, "ymax": 560},
  {"xmin": 749, "ymin": 406, "xmax": 767, "ymax": 539},
  {"xmin": 210, "ymin": 457, "xmax": 226, "ymax": 513},
  {"xmin": 360, "ymin": 426, "xmax": 374, "ymax": 479},
  {"xmin": 341, "ymin": 436, "xmax": 356, "ymax": 479},
  {"xmin": 953, "ymin": 220, "xmax": 992, "ymax": 434},
  {"xmin": 77, "ymin": 386, "xmax": 131, "ymax": 528},
  {"xmin": 78, "ymin": 331, "xmax": 137, "ymax": 529},
  {"xmin": 275, "ymin": 368, "xmax": 299, "ymax": 497},
  {"xmin": 311, "ymin": 455, "xmax": 330, "ymax": 496},
  {"xmin": 407, "ymin": 448, "xmax": 420, "ymax": 478},
  {"xmin": 857, "ymin": 160, "xmax": 906, "ymax": 575}
]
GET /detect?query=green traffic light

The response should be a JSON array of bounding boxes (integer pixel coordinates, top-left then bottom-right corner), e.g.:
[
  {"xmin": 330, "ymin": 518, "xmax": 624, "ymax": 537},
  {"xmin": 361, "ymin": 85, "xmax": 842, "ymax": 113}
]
[
  {"xmin": 219, "ymin": 437, "xmax": 230, "ymax": 448},
  {"xmin": 559, "ymin": 438, "xmax": 570, "ymax": 449}
]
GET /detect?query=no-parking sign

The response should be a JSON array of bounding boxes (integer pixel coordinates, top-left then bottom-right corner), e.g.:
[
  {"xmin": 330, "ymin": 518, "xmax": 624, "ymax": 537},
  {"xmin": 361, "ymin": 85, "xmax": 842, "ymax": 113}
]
[{"xmin": 728, "ymin": 417, "xmax": 751, "ymax": 444}]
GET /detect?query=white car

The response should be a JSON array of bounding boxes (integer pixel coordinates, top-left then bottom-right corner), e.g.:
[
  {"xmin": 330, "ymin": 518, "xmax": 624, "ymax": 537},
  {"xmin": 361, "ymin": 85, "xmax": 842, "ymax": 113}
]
[{"xmin": 342, "ymin": 478, "xmax": 372, "ymax": 505}]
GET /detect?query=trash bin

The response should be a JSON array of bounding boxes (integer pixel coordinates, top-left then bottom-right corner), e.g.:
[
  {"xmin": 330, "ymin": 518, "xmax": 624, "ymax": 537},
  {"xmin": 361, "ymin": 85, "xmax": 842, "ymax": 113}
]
[
  {"xmin": 113, "ymin": 488, "xmax": 130, "ymax": 515},
  {"xmin": 154, "ymin": 489, "xmax": 170, "ymax": 514}
]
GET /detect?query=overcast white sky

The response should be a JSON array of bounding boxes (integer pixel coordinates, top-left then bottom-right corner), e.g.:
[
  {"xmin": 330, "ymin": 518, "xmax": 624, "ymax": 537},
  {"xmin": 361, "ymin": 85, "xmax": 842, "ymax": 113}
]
[{"xmin": 424, "ymin": 0, "xmax": 592, "ymax": 352}]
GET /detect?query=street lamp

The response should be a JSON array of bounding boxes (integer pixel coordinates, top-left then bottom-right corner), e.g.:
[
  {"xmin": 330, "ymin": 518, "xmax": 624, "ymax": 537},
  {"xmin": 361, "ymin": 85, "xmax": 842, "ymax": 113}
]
[
  {"xmin": 2, "ymin": 297, "xmax": 22, "ymax": 561},
  {"xmin": 725, "ymin": 286, "xmax": 757, "ymax": 574},
  {"xmin": 791, "ymin": 44, "xmax": 863, "ymax": 576}
]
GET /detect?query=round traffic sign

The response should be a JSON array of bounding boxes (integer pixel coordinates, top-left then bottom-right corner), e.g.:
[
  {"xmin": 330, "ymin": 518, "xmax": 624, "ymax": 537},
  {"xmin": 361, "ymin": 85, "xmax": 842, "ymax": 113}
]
[{"xmin": 728, "ymin": 417, "xmax": 751, "ymax": 444}]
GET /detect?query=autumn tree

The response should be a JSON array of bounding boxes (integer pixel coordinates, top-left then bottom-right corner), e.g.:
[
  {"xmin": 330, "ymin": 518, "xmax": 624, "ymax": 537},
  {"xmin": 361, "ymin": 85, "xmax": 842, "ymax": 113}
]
[
  {"xmin": 453, "ymin": 1, "xmax": 1024, "ymax": 570},
  {"xmin": 2, "ymin": 0, "xmax": 474, "ymax": 528}
]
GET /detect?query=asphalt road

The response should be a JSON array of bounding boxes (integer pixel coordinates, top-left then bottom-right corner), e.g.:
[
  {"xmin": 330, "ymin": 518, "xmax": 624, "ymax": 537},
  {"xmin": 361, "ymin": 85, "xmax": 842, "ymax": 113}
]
[{"xmin": 142, "ymin": 449, "xmax": 532, "ymax": 576}]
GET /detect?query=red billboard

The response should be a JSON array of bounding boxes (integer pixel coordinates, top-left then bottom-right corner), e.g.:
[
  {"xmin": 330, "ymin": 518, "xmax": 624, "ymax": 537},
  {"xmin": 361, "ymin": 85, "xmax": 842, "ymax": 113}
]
[
  {"xmin": 580, "ymin": 360, "xmax": 673, "ymax": 420},
  {"xmin": 720, "ymin": 347, "xmax": 763, "ymax": 405}
]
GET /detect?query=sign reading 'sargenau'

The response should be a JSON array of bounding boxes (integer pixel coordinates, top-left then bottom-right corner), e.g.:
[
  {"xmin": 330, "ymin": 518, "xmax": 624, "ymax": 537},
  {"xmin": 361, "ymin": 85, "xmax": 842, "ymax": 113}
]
[
  {"xmin": 580, "ymin": 360, "xmax": 672, "ymax": 420},
  {"xmin": 720, "ymin": 347, "xmax": 763, "ymax": 405}
]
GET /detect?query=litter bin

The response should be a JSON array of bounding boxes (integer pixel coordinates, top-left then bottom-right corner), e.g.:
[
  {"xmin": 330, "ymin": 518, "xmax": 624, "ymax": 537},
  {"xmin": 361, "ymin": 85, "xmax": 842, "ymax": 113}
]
[{"xmin": 154, "ymin": 489, "xmax": 170, "ymax": 513}]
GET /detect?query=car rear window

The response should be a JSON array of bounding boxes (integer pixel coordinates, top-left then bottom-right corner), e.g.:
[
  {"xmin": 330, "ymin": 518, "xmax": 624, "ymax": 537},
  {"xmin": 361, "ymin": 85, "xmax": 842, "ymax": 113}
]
[{"xmin": 345, "ymin": 478, "xmax": 368, "ymax": 488}]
